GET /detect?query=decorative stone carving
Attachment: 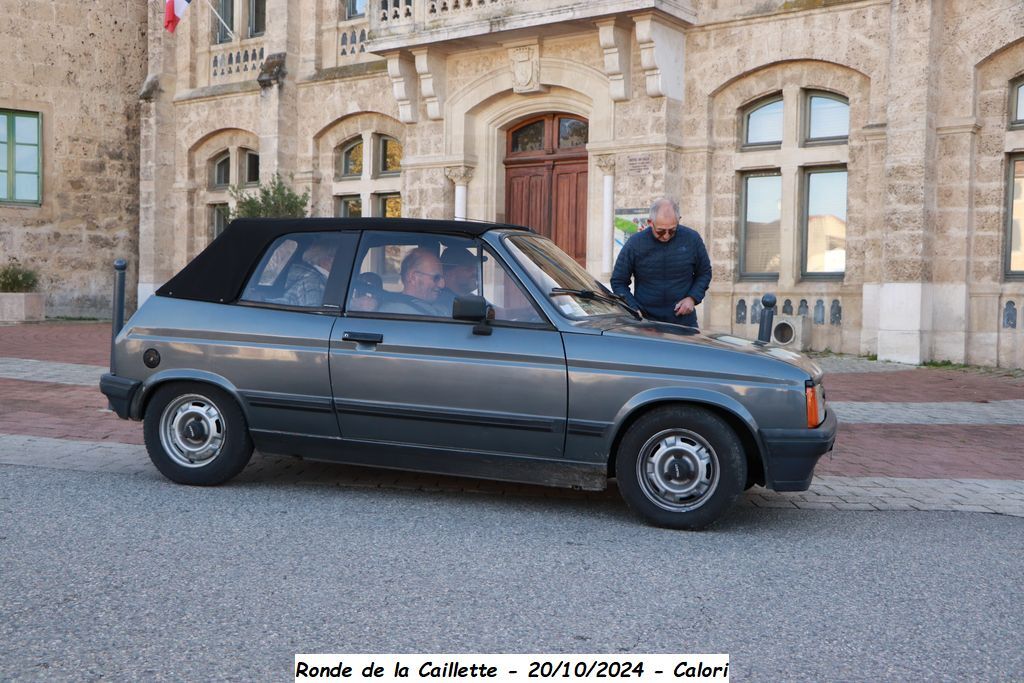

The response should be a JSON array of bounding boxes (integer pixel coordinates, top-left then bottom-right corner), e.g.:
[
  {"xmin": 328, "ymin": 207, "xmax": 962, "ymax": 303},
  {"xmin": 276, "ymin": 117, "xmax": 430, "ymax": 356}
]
[
  {"xmin": 595, "ymin": 155, "xmax": 616, "ymax": 175},
  {"xmin": 596, "ymin": 19, "xmax": 630, "ymax": 102},
  {"xmin": 1004, "ymin": 301, "xmax": 1018, "ymax": 329},
  {"xmin": 257, "ymin": 52, "xmax": 286, "ymax": 88},
  {"xmin": 413, "ymin": 48, "xmax": 446, "ymax": 121},
  {"xmin": 814, "ymin": 299, "xmax": 825, "ymax": 325},
  {"xmin": 798, "ymin": 299, "xmax": 809, "ymax": 316},
  {"xmin": 507, "ymin": 44, "xmax": 545, "ymax": 94},
  {"xmin": 632, "ymin": 13, "xmax": 685, "ymax": 100},
  {"xmin": 782, "ymin": 298, "xmax": 793, "ymax": 315},
  {"xmin": 444, "ymin": 165, "xmax": 475, "ymax": 186},
  {"xmin": 386, "ymin": 53, "xmax": 418, "ymax": 123}
]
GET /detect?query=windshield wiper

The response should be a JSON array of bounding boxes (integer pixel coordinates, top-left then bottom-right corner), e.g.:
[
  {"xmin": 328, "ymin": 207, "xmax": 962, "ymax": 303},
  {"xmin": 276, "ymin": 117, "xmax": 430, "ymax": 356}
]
[{"xmin": 549, "ymin": 288, "xmax": 641, "ymax": 320}]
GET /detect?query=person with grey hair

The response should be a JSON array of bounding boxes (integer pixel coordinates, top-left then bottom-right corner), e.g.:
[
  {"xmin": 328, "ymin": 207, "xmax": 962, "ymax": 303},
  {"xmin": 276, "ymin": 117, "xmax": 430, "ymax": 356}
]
[
  {"xmin": 378, "ymin": 247, "xmax": 451, "ymax": 316},
  {"xmin": 610, "ymin": 197, "xmax": 712, "ymax": 327}
]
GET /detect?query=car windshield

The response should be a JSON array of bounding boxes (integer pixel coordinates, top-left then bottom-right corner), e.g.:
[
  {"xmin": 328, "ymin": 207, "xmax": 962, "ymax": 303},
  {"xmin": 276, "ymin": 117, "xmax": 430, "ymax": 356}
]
[{"xmin": 504, "ymin": 234, "xmax": 624, "ymax": 319}]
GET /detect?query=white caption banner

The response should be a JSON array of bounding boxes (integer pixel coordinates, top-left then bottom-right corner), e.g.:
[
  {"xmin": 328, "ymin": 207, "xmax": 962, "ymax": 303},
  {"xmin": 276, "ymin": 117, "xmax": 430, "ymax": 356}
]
[{"xmin": 295, "ymin": 654, "xmax": 729, "ymax": 682}]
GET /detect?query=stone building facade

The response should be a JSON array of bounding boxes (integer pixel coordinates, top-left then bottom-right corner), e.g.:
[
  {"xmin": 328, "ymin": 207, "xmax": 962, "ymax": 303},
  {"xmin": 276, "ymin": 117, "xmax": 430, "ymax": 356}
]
[
  {"xmin": 0, "ymin": 1, "xmax": 148, "ymax": 316},
  {"xmin": 139, "ymin": 0, "xmax": 1024, "ymax": 366}
]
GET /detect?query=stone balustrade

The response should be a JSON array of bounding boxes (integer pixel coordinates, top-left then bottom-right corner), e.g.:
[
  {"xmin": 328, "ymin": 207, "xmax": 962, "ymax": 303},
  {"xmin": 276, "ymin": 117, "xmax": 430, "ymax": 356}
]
[{"xmin": 209, "ymin": 40, "xmax": 265, "ymax": 84}]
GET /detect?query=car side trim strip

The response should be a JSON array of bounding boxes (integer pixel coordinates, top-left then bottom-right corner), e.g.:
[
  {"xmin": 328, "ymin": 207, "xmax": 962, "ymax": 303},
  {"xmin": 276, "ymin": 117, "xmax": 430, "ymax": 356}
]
[
  {"xmin": 333, "ymin": 398, "xmax": 561, "ymax": 432},
  {"xmin": 567, "ymin": 419, "xmax": 610, "ymax": 437},
  {"xmin": 240, "ymin": 390, "xmax": 335, "ymax": 413}
]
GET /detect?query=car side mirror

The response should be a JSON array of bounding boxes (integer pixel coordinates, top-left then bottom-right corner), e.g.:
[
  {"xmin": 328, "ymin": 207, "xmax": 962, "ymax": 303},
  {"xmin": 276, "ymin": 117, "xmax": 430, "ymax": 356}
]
[{"xmin": 453, "ymin": 295, "xmax": 493, "ymax": 335}]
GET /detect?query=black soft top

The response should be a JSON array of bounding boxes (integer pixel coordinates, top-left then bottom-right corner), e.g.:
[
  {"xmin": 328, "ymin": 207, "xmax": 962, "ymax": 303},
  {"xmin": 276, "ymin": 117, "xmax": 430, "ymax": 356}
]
[{"xmin": 155, "ymin": 217, "xmax": 529, "ymax": 304}]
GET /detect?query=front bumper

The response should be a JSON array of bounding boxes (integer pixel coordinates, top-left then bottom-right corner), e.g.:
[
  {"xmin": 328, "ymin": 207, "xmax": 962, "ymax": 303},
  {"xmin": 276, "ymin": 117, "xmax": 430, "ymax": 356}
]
[
  {"xmin": 760, "ymin": 407, "xmax": 838, "ymax": 492},
  {"xmin": 100, "ymin": 373, "xmax": 141, "ymax": 420}
]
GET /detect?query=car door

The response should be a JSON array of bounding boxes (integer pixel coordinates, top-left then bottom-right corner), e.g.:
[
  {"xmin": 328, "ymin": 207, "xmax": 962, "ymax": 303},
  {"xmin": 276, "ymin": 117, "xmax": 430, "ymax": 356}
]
[{"xmin": 328, "ymin": 230, "xmax": 568, "ymax": 465}]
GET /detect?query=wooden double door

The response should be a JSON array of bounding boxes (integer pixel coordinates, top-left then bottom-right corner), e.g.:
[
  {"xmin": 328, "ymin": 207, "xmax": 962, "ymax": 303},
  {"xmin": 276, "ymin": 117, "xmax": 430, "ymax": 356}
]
[{"xmin": 504, "ymin": 114, "xmax": 589, "ymax": 265}]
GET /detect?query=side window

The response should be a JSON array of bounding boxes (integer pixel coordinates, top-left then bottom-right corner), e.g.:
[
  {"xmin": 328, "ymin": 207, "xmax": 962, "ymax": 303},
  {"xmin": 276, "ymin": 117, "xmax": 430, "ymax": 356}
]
[
  {"xmin": 241, "ymin": 232, "xmax": 342, "ymax": 308},
  {"xmin": 346, "ymin": 231, "xmax": 476, "ymax": 319},
  {"xmin": 482, "ymin": 252, "xmax": 544, "ymax": 324}
]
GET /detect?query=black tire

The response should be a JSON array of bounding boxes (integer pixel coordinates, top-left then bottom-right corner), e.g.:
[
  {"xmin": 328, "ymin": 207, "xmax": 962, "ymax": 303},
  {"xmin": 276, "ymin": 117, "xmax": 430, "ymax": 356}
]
[
  {"xmin": 615, "ymin": 405, "xmax": 746, "ymax": 530},
  {"xmin": 143, "ymin": 382, "xmax": 253, "ymax": 486}
]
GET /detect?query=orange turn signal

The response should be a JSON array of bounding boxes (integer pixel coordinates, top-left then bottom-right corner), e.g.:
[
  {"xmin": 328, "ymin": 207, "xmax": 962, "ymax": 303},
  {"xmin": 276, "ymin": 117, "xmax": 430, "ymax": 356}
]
[{"xmin": 805, "ymin": 384, "xmax": 821, "ymax": 428}]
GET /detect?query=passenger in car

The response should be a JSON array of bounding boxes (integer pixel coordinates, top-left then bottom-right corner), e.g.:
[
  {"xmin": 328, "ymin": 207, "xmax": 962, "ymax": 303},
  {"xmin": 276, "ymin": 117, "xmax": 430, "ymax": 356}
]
[
  {"xmin": 282, "ymin": 237, "xmax": 336, "ymax": 307},
  {"xmin": 378, "ymin": 247, "xmax": 451, "ymax": 316},
  {"xmin": 348, "ymin": 272, "xmax": 383, "ymax": 312},
  {"xmin": 436, "ymin": 247, "xmax": 483, "ymax": 309}
]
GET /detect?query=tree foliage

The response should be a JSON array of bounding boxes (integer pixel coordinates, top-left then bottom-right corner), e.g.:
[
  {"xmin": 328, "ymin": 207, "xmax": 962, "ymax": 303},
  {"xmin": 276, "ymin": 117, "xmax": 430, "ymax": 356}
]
[{"xmin": 229, "ymin": 174, "xmax": 310, "ymax": 219}]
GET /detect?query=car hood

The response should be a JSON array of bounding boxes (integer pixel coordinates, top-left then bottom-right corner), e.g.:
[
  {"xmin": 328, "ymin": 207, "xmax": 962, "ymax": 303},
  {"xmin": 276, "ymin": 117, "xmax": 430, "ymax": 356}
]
[{"xmin": 597, "ymin": 318, "xmax": 824, "ymax": 382}]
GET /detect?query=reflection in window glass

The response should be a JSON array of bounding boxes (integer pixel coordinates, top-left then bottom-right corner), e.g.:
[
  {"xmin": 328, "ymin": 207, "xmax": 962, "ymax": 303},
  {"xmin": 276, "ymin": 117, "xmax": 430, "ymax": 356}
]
[
  {"xmin": 337, "ymin": 195, "xmax": 362, "ymax": 217},
  {"xmin": 342, "ymin": 141, "xmax": 363, "ymax": 177},
  {"xmin": 558, "ymin": 118, "xmax": 588, "ymax": 148},
  {"xmin": 378, "ymin": 193, "xmax": 401, "ymax": 217},
  {"xmin": 381, "ymin": 137, "xmax": 402, "ymax": 174},
  {"xmin": 249, "ymin": 0, "xmax": 266, "ymax": 35},
  {"xmin": 1010, "ymin": 159, "xmax": 1024, "ymax": 273},
  {"xmin": 482, "ymin": 252, "xmax": 543, "ymax": 323},
  {"xmin": 14, "ymin": 116, "xmax": 38, "ymax": 144},
  {"xmin": 213, "ymin": 0, "xmax": 234, "ymax": 43},
  {"xmin": 212, "ymin": 154, "xmax": 230, "ymax": 186},
  {"xmin": 804, "ymin": 169, "xmax": 848, "ymax": 274},
  {"xmin": 742, "ymin": 173, "xmax": 781, "ymax": 275},
  {"xmin": 245, "ymin": 151, "xmax": 259, "ymax": 184},
  {"xmin": 210, "ymin": 204, "xmax": 230, "ymax": 239},
  {"xmin": 745, "ymin": 99, "xmax": 783, "ymax": 145},
  {"xmin": 348, "ymin": 0, "xmax": 367, "ymax": 17},
  {"xmin": 808, "ymin": 96, "xmax": 850, "ymax": 140},
  {"xmin": 511, "ymin": 120, "xmax": 544, "ymax": 153}
]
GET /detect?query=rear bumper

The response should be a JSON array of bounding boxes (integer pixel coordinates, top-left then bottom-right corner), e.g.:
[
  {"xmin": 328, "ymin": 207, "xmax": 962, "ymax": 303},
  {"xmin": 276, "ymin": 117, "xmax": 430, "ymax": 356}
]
[
  {"xmin": 100, "ymin": 373, "xmax": 141, "ymax": 420},
  {"xmin": 760, "ymin": 408, "xmax": 837, "ymax": 492}
]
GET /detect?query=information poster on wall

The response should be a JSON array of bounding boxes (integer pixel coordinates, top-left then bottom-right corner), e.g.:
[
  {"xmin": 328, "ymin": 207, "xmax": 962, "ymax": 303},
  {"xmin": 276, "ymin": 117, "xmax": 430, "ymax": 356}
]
[{"xmin": 613, "ymin": 208, "xmax": 649, "ymax": 262}]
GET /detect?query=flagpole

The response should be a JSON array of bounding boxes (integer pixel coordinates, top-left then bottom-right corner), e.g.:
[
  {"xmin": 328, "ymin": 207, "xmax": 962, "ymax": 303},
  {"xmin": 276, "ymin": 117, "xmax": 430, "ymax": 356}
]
[{"xmin": 201, "ymin": 0, "xmax": 236, "ymax": 41}]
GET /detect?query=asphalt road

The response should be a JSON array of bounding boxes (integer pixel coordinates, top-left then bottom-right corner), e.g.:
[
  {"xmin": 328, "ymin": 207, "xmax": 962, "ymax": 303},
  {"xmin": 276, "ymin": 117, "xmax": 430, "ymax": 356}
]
[{"xmin": 1, "ymin": 464, "xmax": 1021, "ymax": 682}]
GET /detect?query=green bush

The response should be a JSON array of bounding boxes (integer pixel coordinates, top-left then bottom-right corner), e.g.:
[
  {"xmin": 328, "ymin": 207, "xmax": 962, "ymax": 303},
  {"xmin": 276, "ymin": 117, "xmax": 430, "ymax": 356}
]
[
  {"xmin": 229, "ymin": 174, "xmax": 310, "ymax": 219},
  {"xmin": 0, "ymin": 257, "xmax": 38, "ymax": 293}
]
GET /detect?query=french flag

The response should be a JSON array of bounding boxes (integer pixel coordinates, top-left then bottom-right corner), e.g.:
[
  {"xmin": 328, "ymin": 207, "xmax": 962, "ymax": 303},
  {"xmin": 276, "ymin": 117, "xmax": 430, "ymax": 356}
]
[{"xmin": 164, "ymin": 0, "xmax": 192, "ymax": 32}]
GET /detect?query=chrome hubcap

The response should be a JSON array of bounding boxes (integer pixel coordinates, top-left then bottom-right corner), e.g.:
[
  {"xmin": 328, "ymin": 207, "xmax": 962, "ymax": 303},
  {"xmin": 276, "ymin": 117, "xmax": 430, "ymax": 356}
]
[
  {"xmin": 159, "ymin": 394, "xmax": 226, "ymax": 468},
  {"xmin": 637, "ymin": 429, "xmax": 719, "ymax": 511}
]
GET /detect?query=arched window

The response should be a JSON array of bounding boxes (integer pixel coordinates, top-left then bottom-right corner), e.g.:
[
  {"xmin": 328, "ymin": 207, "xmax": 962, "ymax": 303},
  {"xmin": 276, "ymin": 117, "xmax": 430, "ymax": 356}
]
[
  {"xmin": 211, "ymin": 151, "xmax": 231, "ymax": 188},
  {"xmin": 805, "ymin": 91, "xmax": 850, "ymax": 143},
  {"xmin": 743, "ymin": 96, "xmax": 783, "ymax": 147},
  {"xmin": 379, "ymin": 136, "xmax": 402, "ymax": 175},
  {"xmin": 337, "ymin": 139, "xmax": 363, "ymax": 179}
]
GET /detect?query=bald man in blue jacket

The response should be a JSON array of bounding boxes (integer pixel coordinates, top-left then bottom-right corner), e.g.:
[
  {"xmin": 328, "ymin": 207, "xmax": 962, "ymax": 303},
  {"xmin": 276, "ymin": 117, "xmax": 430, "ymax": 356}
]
[{"xmin": 611, "ymin": 198, "xmax": 712, "ymax": 328}]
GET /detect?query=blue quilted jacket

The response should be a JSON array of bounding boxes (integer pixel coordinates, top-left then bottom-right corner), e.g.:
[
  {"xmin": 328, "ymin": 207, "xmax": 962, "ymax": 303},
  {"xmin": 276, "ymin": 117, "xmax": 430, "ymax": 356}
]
[{"xmin": 610, "ymin": 225, "xmax": 712, "ymax": 327}]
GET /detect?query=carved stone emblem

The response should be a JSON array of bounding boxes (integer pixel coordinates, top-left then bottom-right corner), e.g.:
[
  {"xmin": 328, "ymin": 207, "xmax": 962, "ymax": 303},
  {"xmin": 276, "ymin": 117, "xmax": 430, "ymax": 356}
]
[{"xmin": 508, "ymin": 46, "xmax": 544, "ymax": 94}]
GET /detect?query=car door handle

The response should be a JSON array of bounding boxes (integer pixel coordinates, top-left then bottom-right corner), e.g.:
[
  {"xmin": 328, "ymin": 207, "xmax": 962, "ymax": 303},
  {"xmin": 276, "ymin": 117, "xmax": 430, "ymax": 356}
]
[{"xmin": 342, "ymin": 331, "xmax": 383, "ymax": 344}]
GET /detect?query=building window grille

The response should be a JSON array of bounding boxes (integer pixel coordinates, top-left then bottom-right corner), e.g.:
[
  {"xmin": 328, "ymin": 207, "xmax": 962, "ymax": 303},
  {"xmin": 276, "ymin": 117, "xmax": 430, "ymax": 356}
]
[
  {"xmin": 802, "ymin": 167, "xmax": 848, "ymax": 277},
  {"xmin": 0, "ymin": 109, "xmax": 41, "ymax": 204},
  {"xmin": 739, "ymin": 171, "xmax": 782, "ymax": 279}
]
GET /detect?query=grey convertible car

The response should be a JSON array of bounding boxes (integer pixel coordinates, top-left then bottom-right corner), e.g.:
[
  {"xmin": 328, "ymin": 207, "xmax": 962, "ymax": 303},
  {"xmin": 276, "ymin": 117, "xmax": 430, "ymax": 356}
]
[{"xmin": 101, "ymin": 218, "xmax": 835, "ymax": 529}]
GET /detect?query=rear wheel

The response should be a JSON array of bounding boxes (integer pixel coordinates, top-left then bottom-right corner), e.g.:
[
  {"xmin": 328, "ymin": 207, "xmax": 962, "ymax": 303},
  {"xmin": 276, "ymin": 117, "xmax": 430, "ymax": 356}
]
[
  {"xmin": 143, "ymin": 382, "xmax": 253, "ymax": 485},
  {"xmin": 616, "ymin": 405, "xmax": 746, "ymax": 530}
]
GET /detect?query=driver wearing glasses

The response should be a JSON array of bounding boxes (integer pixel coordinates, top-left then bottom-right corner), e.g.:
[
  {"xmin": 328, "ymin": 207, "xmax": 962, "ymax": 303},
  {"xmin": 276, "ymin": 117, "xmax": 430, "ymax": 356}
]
[{"xmin": 378, "ymin": 247, "xmax": 452, "ymax": 317}]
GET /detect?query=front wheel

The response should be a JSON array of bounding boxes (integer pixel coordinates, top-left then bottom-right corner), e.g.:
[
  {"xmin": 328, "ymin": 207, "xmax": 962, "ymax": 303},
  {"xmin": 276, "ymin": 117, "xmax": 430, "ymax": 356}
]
[
  {"xmin": 615, "ymin": 406, "xmax": 746, "ymax": 530},
  {"xmin": 143, "ymin": 382, "xmax": 253, "ymax": 486}
]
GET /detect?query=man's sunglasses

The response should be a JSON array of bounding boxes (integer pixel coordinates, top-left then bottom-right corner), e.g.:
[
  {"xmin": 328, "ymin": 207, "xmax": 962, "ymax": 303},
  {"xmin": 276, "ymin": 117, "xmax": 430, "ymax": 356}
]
[
  {"xmin": 652, "ymin": 227, "xmax": 676, "ymax": 237},
  {"xmin": 415, "ymin": 270, "xmax": 445, "ymax": 284}
]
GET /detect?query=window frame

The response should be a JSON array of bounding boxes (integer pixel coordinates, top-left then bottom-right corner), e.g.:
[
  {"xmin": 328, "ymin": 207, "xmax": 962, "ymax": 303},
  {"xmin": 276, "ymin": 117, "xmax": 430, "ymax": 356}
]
[
  {"xmin": 210, "ymin": 151, "xmax": 231, "ymax": 189},
  {"xmin": 378, "ymin": 135, "xmax": 402, "ymax": 177},
  {"xmin": 337, "ymin": 138, "xmax": 363, "ymax": 180},
  {"xmin": 1010, "ymin": 78, "xmax": 1024, "ymax": 130},
  {"xmin": 346, "ymin": 0, "xmax": 367, "ymax": 19},
  {"xmin": 248, "ymin": 0, "xmax": 266, "ymax": 37},
  {"xmin": 738, "ymin": 169, "xmax": 782, "ymax": 281},
  {"xmin": 212, "ymin": 0, "xmax": 235, "ymax": 44},
  {"xmin": 1005, "ymin": 153, "xmax": 1024, "ymax": 280},
  {"xmin": 376, "ymin": 192, "xmax": 401, "ymax": 218},
  {"xmin": 209, "ymin": 203, "xmax": 231, "ymax": 240},
  {"xmin": 242, "ymin": 149, "xmax": 260, "ymax": 186},
  {"xmin": 335, "ymin": 194, "xmax": 362, "ymax": 218},
  {"xmin": 0, "ymin": 109, "xmax": 42, "ymax": 206},
  {"xmin": 800, "ymin": 164, "xmax": 848, "ymax": 281},
  {"xmin": 803, "ymin": 90, "xmax": 850, "ymax": 147},
  {"xmin": 741, "ymin": 94, "xmax": 784, "ymax": 151}
]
